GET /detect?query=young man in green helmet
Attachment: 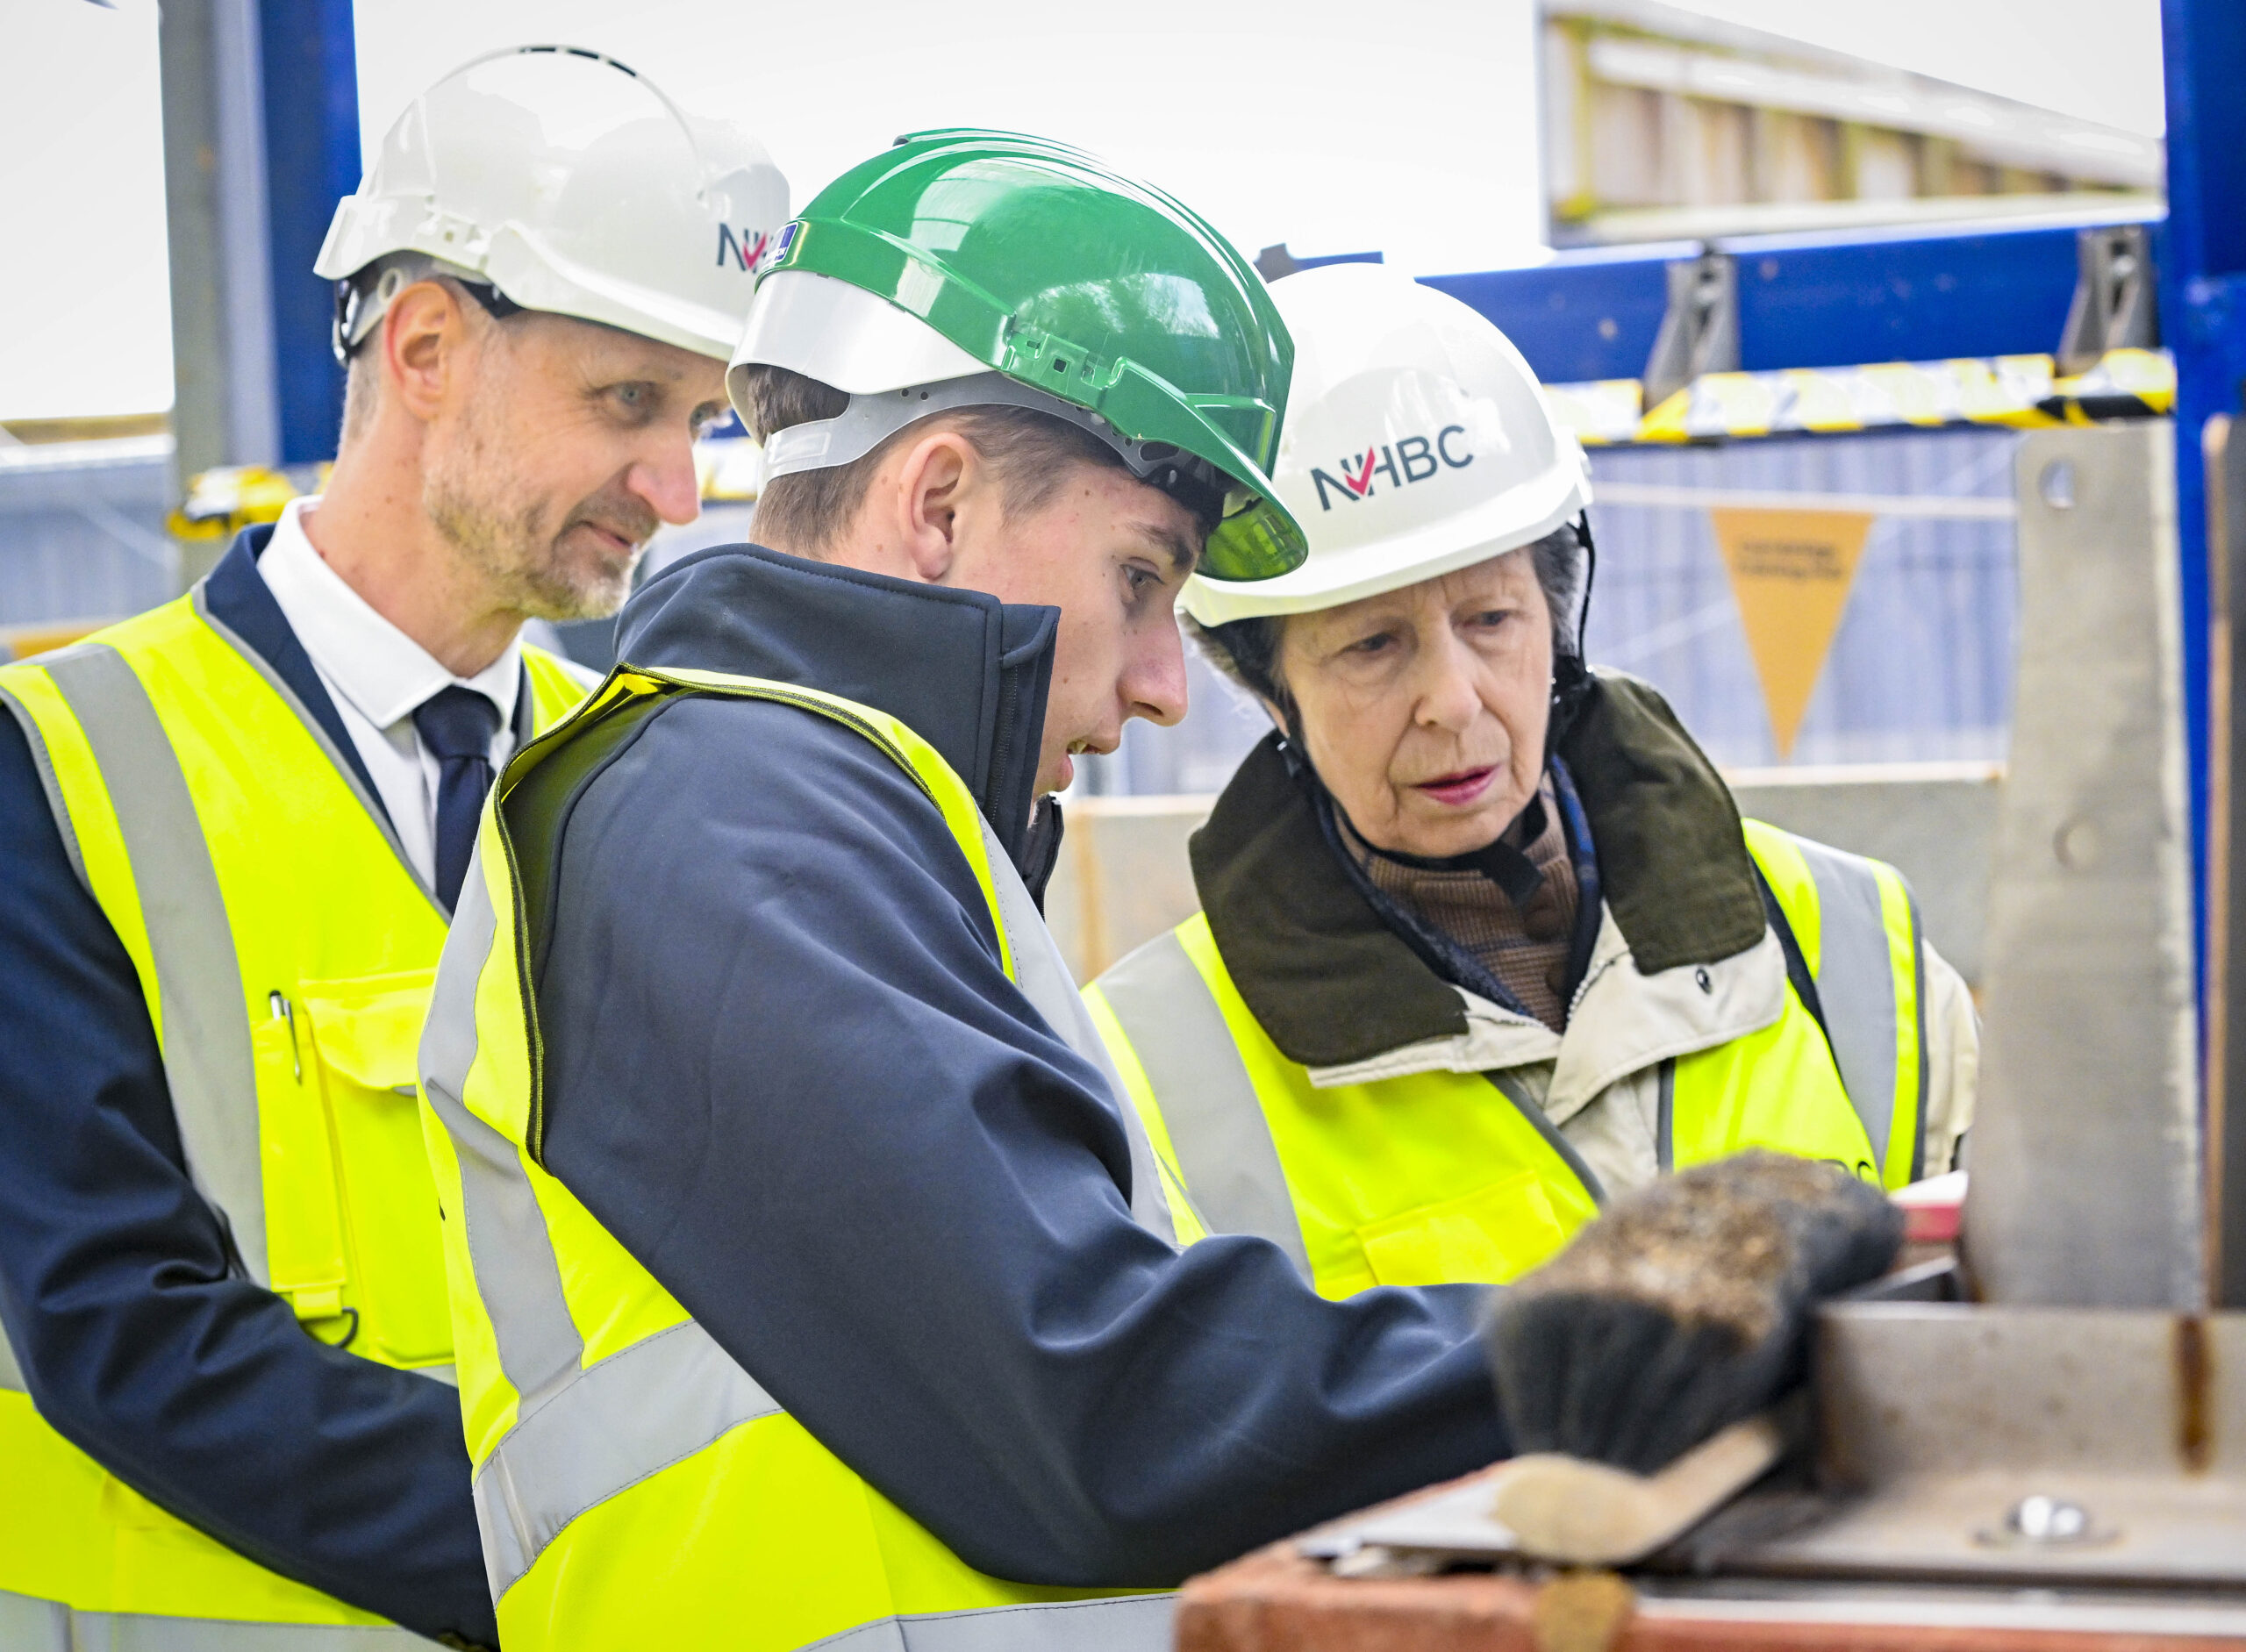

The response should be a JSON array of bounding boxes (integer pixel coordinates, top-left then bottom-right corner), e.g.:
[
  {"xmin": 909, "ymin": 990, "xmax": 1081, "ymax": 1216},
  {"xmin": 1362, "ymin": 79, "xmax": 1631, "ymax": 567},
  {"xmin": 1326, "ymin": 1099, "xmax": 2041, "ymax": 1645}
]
[{"xmin": 418, "ymin": 132, "xmax": 1901, "ymax": 1651}]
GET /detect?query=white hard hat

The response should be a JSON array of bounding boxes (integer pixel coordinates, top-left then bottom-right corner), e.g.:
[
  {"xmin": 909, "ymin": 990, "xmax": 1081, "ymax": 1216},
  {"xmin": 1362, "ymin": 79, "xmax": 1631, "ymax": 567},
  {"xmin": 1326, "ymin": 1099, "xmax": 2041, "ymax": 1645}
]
[
  {"xmin": 1183, "ymin": 261, "xmax": 1591, "ymax": 625},
  {"xmin": 316, "ymin": 46, "xmax": 788, "ymax": 361}
]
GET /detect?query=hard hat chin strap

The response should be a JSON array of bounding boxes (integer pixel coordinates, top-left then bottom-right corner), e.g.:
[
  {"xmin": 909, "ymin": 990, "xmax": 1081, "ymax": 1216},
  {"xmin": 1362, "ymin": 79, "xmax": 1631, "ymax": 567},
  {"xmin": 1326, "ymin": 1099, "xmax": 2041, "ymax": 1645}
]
[{"xmin": 1548, "ymin": 511, "xmax": 1599, "ymax": 747}]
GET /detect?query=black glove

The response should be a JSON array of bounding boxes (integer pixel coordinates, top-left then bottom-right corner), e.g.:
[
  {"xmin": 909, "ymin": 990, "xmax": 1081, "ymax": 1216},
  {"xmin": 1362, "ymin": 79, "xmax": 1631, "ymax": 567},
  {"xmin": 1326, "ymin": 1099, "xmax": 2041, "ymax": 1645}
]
[{"xmin": 1484, "ymin": 1151, "xmax": 1901, "ymax": 1474}]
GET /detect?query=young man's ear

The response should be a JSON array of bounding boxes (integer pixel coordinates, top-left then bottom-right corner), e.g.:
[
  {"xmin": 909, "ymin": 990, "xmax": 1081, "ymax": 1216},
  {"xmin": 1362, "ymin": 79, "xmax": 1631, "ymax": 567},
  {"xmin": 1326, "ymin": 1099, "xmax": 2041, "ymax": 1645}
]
[{"xmin": 892, "ymin": 430, "xmax": 978, "ymax": 583}]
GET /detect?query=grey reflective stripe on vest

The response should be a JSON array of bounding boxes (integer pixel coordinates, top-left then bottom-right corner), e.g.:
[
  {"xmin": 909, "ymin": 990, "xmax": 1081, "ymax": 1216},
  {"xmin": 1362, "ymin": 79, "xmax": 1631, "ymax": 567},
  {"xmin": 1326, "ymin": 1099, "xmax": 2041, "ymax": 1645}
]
[
  {"xmin": 475, "ymin": 1319, "xmax": 781, "ymax": 1596},
  {"xmin": 38, "ymin": 645, "xmax": 268, "ymax": 1284},
  {"xmin": 973, "ymin": 819, "xmax": 1177, "ymax": 1247},
  {"xmin": 808, "ymin": 1593, "xmax": 1174, "ymax": 1652},
  {"xmin": 1787, "ymin": 833, "xmax": 1918, "ymax": 1173},
  {"xmin": 0, "ymin": 1587, "xmax": 429, "ymax": 1649},
  {"xmin": 1093, "ymin": 929, "xmax": 1314, "ymax": 1282},
  {"xmin": 421, "ymin": 863, "xmax": 583, "ymax": 1418}
]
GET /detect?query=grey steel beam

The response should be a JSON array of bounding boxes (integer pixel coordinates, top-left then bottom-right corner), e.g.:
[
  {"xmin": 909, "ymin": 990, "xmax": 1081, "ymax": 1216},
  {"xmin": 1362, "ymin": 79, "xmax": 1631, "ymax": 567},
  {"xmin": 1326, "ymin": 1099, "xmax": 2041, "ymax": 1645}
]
[
  {"xmin": 1964, "ymin": 422, "xmax": 2204, "ymax": 1309},
  {"xmin": 2204, "ymin": 414, "xmax": 2246, "ymax": 1308},
  {"xmin": 158, "ymin": 0, "xmax": 280, "ymax": 588}
]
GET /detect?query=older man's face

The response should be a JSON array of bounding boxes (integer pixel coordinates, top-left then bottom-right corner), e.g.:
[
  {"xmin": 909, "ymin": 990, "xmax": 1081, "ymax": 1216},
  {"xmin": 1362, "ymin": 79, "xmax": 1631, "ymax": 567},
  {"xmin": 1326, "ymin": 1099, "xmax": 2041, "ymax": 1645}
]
[{"xmin": 422, "ymin": 311, "xmax": 730, "ymax": 619}]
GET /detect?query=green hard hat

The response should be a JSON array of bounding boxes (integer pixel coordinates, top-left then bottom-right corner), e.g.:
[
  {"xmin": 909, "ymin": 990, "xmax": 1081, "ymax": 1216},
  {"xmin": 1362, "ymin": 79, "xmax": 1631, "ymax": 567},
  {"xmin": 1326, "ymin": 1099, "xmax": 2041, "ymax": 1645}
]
[{"xmin": 730, "ymin": 128, "xmax": 1305, "ymax": 581}]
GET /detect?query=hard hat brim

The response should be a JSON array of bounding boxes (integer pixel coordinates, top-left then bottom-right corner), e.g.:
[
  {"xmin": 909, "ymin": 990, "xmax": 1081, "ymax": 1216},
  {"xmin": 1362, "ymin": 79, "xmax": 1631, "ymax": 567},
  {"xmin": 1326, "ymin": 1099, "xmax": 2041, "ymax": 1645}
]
[{"xmin": 1183, "ymin": 457, "xmax": 1590, "ymax": 624}]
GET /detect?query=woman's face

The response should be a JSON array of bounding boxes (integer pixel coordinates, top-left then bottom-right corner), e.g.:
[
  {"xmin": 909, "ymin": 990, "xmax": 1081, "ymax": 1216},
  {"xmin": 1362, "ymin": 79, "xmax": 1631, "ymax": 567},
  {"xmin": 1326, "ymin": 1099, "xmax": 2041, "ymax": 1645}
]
[{"xmin": 1275, "ymin": 550, "xmax": 1554, "ymax": 860}]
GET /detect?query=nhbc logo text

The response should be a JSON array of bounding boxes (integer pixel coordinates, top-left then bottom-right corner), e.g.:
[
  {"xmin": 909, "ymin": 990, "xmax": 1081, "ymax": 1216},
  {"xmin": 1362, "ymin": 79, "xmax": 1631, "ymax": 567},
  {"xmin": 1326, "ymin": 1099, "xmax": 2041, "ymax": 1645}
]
[
  {"xmin": 1312, "ymin": 425, "xmax": 1474, "ymax": 510},
  {"xmin": 717, "ymin": 225, "xmax": 774, "ymax": 272}
]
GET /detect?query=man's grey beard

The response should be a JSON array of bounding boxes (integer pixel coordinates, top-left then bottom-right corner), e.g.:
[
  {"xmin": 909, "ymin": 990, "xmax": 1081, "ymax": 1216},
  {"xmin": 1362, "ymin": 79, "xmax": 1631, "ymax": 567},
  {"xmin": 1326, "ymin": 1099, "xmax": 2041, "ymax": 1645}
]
[{"xmin": 423, "ymin": 423, "xmax": 642, "ymax": 622}]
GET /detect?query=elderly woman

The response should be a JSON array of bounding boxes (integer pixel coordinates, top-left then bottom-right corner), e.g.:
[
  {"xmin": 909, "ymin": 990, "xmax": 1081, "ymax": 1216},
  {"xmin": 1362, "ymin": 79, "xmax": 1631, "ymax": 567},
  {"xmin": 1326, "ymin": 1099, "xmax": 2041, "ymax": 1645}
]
[{"xmin": 1086, "ymin": 263, "xmax": 1974, "ymax": 1295}]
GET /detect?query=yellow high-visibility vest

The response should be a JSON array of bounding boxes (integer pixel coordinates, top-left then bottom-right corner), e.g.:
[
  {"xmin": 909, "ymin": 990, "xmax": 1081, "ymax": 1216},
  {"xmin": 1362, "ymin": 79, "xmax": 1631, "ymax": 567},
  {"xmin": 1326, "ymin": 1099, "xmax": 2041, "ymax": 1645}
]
[
  {"xmin": 420, "ymin": 664, "xmax": 1179, "ymax": 1652},
  {"xmin": 0, "ymin": 585, "xmax": 588, "ymax": 1639},
  {"xmin": 1085, "ymin": 819, "xmax": 1926, "ymax": 1298}
]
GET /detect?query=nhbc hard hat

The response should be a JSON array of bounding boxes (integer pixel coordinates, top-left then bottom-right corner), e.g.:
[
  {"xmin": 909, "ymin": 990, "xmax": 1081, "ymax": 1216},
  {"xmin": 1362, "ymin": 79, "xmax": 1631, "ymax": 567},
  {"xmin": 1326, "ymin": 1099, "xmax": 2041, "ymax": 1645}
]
[
  {"xmin": 729, "ymin": 128, "xmax": 1307, "ymax": 583},
  {"xmin": 317, "ymin": 45, "xmax": 789, "ymax": 362},
  {"xmin": 1182, "ymin": 261, "xmax": 1592, "ymax": 625}
]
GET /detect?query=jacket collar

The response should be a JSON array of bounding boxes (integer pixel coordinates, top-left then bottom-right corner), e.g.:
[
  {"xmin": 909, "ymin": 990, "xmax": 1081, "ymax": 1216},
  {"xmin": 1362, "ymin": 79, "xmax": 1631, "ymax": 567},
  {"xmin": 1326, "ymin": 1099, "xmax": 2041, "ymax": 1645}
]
[
  {"xmin": 1191, "ymin": 671, "xmax": 1778, "ymax": 1082},
  {"xmin": 615, "ymin": 545, "xmax": 1060, "ymax": 878},
  {"xmin": 203, "ymin": 524, "xmax": 384, "ymax": 810}
]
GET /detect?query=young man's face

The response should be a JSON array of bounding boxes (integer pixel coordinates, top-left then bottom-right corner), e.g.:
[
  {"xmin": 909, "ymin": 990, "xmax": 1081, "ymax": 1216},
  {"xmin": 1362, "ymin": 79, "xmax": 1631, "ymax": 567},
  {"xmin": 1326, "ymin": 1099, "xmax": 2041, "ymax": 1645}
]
[
  {"xmin": 424, "ymin": 310, "xmax": 731, "ymax": 619},
  {"xmin": 949, "ymin": 465, "xmax": 1199, "ymax": 796}
]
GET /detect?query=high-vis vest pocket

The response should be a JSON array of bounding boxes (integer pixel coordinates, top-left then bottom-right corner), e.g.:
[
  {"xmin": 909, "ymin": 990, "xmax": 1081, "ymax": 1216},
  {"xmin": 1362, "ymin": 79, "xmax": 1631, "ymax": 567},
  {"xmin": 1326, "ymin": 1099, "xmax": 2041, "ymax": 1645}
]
[
  {"xmin": 264, "ymin": 969, "xmax": 451, "ymax": 1366},
  {"xmin": 1354, "ymin": 1169, "xmax": 1571, "ymax": 1288}
]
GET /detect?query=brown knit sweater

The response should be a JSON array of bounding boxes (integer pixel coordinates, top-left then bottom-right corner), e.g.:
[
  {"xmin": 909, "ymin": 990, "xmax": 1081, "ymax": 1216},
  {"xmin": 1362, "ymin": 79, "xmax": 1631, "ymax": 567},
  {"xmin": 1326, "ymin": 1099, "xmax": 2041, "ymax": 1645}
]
[{"xmin": 1341, "ymin": 774, "xmax": 1582, "ymax": 1032}]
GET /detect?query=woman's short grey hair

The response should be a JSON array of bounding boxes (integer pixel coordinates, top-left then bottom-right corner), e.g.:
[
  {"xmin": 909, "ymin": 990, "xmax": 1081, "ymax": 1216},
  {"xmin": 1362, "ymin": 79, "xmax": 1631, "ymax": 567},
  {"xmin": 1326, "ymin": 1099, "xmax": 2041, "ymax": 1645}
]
[{"xmin": 1188, "ymin": 522, "xmax": 1586, "ymax": 709}]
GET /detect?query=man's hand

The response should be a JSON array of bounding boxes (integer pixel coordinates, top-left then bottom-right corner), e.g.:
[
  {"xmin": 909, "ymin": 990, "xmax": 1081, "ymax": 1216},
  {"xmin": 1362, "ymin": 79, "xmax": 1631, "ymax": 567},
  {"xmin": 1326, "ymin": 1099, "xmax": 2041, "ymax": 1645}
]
[{"xmin": 1484, "ymin": 1151, "xmax": 1901, "ymax": 1473}]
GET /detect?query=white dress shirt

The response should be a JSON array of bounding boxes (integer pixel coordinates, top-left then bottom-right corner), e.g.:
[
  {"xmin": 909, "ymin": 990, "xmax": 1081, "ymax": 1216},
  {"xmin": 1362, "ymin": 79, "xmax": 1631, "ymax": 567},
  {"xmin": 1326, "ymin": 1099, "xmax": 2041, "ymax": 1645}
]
[{"xmin": 256, "ymin": 497, "xmax": 521, "ymax": 890}]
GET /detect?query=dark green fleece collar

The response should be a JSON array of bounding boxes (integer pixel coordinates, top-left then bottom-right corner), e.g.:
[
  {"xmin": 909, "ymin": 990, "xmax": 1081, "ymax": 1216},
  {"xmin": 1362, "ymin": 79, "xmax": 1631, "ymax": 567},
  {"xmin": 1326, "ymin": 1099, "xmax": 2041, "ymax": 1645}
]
[{"xmin": 1191, "ymin": 672, "xmax": 1765, "ymax": 1069}]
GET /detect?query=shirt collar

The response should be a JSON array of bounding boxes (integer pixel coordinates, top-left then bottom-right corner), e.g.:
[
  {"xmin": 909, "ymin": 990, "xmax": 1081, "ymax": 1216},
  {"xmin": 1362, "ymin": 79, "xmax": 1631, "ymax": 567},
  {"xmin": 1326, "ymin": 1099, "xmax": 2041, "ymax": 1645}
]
[{"xmin": 256, "ymin": 497, "xmax": 521, "ymax": 733}]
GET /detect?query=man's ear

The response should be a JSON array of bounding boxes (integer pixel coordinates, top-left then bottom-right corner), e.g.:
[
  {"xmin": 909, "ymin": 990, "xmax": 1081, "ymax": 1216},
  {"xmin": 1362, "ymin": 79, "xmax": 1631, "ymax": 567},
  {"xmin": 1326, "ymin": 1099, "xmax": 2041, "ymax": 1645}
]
[
  {"xmin": 891, "ymin": 429, "xmax": 980, "ymax": 583},
  {"xmin": 381, "ymin": 280, "xmax": 471, "ymax": 425}
]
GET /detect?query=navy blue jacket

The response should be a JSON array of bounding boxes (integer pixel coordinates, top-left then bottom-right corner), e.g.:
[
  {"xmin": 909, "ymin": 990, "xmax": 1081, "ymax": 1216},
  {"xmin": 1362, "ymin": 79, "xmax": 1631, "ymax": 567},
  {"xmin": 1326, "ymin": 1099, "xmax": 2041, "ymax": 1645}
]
[
  {"xmin": 0, "ymin": 532, "xmax": 497, "ymax": 1646},
  {"xmin": 529, "ymin": 547, "xmax": 1507, "ymax": 1588}
]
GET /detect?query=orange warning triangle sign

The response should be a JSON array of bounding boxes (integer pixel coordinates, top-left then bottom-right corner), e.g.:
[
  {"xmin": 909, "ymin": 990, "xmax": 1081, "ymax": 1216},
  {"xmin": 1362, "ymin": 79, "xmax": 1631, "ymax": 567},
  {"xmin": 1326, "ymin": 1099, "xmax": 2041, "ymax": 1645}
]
[{"xmin": 1709, "ymin": 507, "xmax": 1876, "ymax": 761}]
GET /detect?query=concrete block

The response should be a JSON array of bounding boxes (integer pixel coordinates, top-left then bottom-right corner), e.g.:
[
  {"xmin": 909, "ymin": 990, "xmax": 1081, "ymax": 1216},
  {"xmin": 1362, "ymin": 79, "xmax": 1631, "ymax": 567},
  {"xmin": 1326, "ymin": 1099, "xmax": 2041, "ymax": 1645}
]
[{"xmin": 1727, "ymin": 762, "xmax": 2002, "ymax": 985}]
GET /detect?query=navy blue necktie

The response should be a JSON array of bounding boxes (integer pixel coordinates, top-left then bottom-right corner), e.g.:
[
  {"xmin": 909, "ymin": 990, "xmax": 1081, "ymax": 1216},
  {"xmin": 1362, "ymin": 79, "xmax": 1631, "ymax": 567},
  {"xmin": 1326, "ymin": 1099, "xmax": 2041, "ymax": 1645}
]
[{"xmin": 414, "ymin": 684, "xmax": 502, "ymax": 910}]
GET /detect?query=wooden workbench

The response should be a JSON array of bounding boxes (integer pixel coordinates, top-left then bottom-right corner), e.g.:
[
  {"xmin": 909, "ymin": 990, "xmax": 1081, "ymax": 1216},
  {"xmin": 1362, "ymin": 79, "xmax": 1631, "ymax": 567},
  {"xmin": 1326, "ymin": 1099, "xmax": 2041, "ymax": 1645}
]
[{"xmin": 1175, "ymin": 1469, "xmax": 2246, "ymax": 1652}]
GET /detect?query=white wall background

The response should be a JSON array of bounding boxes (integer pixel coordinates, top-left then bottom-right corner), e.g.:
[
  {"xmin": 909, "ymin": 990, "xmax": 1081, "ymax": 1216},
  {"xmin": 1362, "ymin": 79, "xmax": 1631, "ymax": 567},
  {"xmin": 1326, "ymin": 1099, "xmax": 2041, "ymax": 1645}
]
[
  {"xmin": 0, "ymin": 0, "xmax": 2171, "ymax": 423},
  {"xmin": 1677, "ymin": 0, "xmax": 2168, "ymax": 139},
  {"xmin": 0, "ymin": 0, "xmax": 171, "ymax": 419},
  {"xmin": 349, "ymin": 0, "xmax": 1549, "ymax": 281}
]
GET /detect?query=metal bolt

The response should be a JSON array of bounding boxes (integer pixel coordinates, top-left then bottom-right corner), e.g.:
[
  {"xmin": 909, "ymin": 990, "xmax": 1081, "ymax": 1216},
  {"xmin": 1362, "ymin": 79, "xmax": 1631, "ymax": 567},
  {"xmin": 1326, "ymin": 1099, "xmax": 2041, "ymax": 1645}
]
[
  {"xmin": 2054, "ymin": 815, "xmax": 2102, "ymax": 870},
  {"xmin": 2006, "ymin": 1495, "xmax": 2092, "ymax": 1543},
  {"xmin": 1976, "ymin": 1493, "xmax": 2115, "ymax": 1549}
]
